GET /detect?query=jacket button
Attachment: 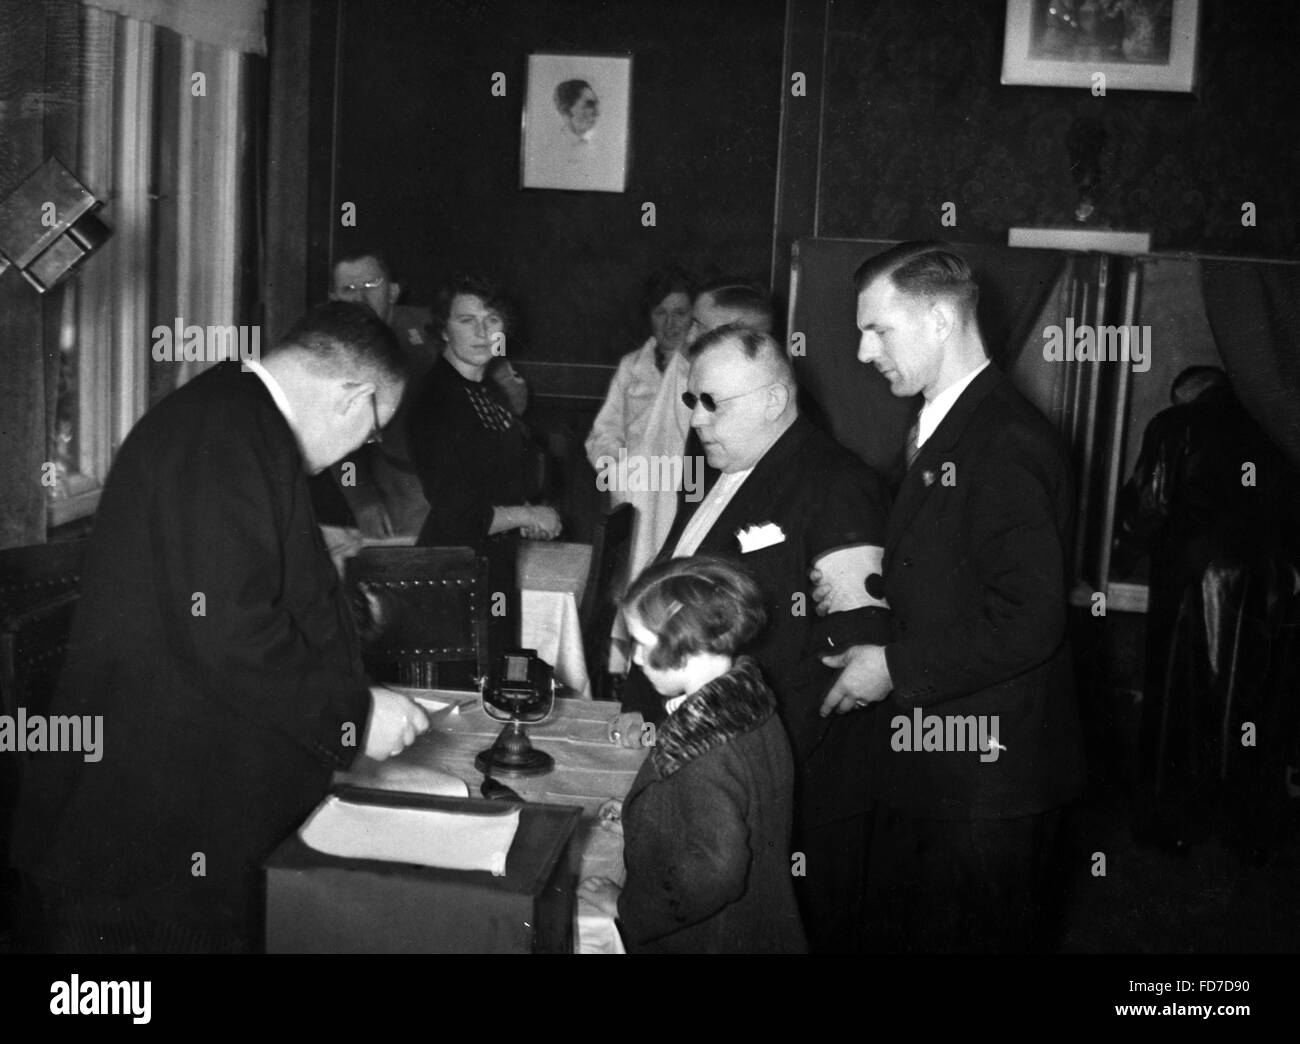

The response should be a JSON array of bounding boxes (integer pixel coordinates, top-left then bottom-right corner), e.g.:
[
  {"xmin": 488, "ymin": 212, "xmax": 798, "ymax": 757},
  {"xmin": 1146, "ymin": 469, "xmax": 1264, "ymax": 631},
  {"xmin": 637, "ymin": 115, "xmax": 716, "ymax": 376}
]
[{"xmin": 901, "ymin": 556, "xmax": 913, "ymax": 567}]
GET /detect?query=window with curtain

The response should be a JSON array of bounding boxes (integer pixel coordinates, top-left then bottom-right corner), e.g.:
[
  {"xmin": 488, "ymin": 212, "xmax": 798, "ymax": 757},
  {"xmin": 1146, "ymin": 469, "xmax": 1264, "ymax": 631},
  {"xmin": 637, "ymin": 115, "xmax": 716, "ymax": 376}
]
[{"xmin": 44, "ymin": 0, "xmax": 261, "ymax": 528}]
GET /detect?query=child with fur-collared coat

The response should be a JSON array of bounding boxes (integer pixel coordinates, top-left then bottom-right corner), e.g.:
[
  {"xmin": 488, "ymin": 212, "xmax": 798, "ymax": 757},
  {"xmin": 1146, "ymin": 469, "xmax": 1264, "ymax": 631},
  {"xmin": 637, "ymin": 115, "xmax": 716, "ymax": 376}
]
[{"xmin": 579, "ymin": 555, "xmax": 807, "ymax": 953}]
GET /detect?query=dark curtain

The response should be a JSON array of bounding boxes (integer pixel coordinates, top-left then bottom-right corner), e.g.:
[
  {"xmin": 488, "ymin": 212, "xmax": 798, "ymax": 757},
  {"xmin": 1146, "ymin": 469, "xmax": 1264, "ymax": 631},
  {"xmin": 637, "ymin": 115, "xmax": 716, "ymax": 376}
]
[{"xmin": 1201, "ymin": 259, "xmax": 1300, "ymax": 471}]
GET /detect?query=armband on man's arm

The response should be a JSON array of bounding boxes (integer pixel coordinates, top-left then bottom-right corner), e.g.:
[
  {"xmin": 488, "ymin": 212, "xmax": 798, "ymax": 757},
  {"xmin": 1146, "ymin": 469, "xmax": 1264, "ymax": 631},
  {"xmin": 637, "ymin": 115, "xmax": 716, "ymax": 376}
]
[{"xmin": 811, "ymin": 543, "xmax": 892, "ymax": 647}]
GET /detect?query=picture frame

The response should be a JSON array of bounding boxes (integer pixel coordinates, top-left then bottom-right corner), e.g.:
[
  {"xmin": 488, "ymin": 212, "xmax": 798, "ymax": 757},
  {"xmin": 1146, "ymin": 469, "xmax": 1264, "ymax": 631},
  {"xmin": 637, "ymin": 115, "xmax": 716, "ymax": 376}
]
[
  {"xmin": 521, "ymin": 52, "xmax": 632, "ymax": 193},
  {"xmin": 1001, "ymin": 0, "xmax": 1200, "ymax": 92}
]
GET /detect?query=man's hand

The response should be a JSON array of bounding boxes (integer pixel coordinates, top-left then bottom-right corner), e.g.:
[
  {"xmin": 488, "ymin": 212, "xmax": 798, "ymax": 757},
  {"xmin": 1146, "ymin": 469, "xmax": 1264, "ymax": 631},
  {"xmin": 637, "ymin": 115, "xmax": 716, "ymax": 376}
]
[
  {"xmin": 820, "ymin": 644, "xmax": 892, "ymax": 716},
  {"xmin": 364, "ymin": 685, "xmax": 431, "ymax": 760},
  {"xmin": 596, "ymin": 797, "xmax": 624, "ymax": 836},
  {"xmin": 578, "ymin": 876, "xmax": 622, "ymax": 917},
  {"xmin": 492, "ymin": 360, "xmax": 530, "ymax": 417},
  {"xmin": 607, "ymin": 711, "xmax": 646, "ymax": 748},
  {"xmin": 522, "ymin": 505, "xmax": 562, "ymax": 541},
  {"xmin": 809, "ymin": 567, "xmax": 833, "ymax": 617}
]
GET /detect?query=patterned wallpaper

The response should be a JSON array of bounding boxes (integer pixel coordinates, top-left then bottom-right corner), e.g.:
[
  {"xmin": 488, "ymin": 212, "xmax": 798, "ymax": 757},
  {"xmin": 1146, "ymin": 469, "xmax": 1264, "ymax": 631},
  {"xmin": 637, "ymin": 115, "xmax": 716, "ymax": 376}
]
[{"xmin": 819, "ymin": 0, "xmax": 1299, "ymax": 258}]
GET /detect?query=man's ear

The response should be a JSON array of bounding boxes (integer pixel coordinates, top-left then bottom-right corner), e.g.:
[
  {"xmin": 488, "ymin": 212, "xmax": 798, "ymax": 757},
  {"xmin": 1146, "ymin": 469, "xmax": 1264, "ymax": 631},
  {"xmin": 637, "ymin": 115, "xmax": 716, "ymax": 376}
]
[
  {"xmin": 335, "ymin": 379, "xmax": 376, "ymax": 415},
  {"xmin": 388, "ymin": 281, "xmax": 401, "ymax": 307},
  {"xmin": 930, "ymin": 298, "xmax": 957, "ymax": 344},
  {"xmin": 766, "ymin": 381, "xmax": 791, "ymax": 419}
]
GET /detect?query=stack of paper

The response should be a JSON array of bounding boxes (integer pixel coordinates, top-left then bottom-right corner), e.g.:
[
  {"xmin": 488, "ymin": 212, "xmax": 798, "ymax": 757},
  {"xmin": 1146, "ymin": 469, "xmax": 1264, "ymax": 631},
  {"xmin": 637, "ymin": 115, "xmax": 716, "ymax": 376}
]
[{"xmin": 300, "ymin": 796, "xmax": 519, "ymax": 876}]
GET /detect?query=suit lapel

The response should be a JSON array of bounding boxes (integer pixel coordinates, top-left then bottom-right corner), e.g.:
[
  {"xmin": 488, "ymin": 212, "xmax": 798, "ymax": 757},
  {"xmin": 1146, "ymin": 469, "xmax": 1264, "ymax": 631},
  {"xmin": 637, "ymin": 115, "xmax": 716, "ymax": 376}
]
[
  {"xmin": 658, "ymin": 482, "xmax": 702, "ymax": 563},
  {"xmin": 656, "ymin": 419, "xmax": 810, "ymax": 562},
  {"xmin": 698, "ymin": 419, "xmax": 813, "ymax": 555},
  {"xmin": 886, "ymin": 365, "xmax": 1003, "ymax": 553}
]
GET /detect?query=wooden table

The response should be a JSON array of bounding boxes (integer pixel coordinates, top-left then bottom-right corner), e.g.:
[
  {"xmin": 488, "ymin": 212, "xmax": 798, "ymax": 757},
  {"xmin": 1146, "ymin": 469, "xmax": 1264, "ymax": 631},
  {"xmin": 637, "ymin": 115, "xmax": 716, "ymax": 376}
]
[{"xmin": 339, "ymin": 694, "xmax": 644, "ymax": 952}]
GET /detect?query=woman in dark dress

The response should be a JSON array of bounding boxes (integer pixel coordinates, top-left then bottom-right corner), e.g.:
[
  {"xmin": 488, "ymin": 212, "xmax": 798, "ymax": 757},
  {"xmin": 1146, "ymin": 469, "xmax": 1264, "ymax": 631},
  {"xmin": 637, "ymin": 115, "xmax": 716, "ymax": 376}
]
[{"xmin": 408, "ymin": 275, "xmax": 561, "ymax": 649}]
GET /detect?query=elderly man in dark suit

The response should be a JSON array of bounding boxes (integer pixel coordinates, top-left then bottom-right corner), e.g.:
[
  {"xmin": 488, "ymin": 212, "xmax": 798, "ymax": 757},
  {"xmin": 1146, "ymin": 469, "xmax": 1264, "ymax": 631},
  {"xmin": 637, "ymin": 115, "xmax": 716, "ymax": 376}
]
[
  {"xmin": 615, "ymin": 325, "xmax": 892, "ymax": 952},
  {"xmin": 13, "ymin": 302, "xmax": 431, "ymax": 953},
  {"xmin": 819, "ymin": 242, "xmax": 1085, "ymax": 953}
]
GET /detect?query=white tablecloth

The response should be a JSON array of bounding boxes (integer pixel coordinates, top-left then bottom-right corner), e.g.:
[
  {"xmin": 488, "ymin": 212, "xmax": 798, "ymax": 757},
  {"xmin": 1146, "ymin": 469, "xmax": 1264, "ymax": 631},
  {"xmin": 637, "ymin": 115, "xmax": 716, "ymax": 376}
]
[{"xmin": 518, "ymin": 541, "xmax": 593, "ymax": 700}]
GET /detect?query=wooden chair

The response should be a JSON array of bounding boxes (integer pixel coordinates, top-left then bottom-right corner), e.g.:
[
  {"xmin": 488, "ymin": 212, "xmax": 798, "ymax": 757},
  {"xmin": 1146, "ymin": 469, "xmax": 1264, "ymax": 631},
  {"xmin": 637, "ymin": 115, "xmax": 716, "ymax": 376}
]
[
  {"xmin": 0, "ymin": 540, "xmax": 87, "ymax": 719},
  {"xmin": 345, "ymin": 546, "xmax": 490, "ymax": 692},
  {"xmin": 578, "ymin": 502, "xmax": 634, "ymax": 701}
]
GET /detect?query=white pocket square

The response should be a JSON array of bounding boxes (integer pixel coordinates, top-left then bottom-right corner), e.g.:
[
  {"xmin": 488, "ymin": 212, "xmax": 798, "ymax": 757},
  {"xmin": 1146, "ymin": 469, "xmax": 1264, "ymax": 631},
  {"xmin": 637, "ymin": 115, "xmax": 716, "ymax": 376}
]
[{"xmin": 737, "ymin": 522, "xmax": 786, "ymax": 553}]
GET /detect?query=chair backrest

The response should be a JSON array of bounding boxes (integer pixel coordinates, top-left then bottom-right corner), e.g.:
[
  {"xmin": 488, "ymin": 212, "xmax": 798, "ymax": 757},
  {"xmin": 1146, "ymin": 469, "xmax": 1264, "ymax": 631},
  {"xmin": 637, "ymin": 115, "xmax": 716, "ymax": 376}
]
[
  {"xmin": 579, "ymin": 502, "xmax": 634, "ymax": 692},
  {"xmin": 0, "ymin": 540, "xmax": 87, "ymax": 718},
  {"xmin": 345, "ymin": 546, "xmax": 490, "ymax": 692}
]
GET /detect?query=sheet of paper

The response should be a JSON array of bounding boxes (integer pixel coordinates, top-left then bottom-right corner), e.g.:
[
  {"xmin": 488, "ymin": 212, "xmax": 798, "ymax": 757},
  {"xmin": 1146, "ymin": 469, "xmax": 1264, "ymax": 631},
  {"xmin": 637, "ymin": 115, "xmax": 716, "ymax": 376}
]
[
  {"xmin": 336, "ymin": 756, "xmax": 471, "ymax": 799},
  {"xmin": 380, "ymin": 686, "xmax": 465, "ymax": 715},
  {"xmin": 300, "ymin": 795, "xmax": 519, "ymax": 876}
]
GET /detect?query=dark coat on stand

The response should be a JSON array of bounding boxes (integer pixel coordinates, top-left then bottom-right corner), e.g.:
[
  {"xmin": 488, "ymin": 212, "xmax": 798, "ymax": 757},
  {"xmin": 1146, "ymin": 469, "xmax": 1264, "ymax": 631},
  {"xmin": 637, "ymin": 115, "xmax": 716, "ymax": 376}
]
[{"xmin": 1113, "ymin": 383, "xmax": 1300, "ymax": 844}]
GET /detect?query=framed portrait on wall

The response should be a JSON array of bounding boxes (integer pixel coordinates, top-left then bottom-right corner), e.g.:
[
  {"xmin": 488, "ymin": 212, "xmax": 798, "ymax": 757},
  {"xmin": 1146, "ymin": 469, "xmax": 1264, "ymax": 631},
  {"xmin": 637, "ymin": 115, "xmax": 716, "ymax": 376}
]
[
  {"xmin": 521, "ymin": 52, "xmax": 632, "ymax": 193},
  {"xmin": 1001, "ymin": 0, "xmax": 1200, "ymax": 92}
]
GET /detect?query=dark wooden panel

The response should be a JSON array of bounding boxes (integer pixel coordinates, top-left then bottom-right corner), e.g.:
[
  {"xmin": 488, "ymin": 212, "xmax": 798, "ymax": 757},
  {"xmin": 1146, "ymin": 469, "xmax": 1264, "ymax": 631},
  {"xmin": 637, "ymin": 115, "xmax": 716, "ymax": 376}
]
[{"xmin": 770, "ymin": 0, "xmax": 829, "ymax": 316}]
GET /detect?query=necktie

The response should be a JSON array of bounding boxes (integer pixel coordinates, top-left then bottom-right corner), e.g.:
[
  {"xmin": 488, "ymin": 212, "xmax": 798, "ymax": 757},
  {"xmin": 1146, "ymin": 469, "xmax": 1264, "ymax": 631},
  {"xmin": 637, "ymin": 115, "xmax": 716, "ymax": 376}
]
[{"xmin": 905, "ymin": 418, "xmax": 921, "ymax": 469}]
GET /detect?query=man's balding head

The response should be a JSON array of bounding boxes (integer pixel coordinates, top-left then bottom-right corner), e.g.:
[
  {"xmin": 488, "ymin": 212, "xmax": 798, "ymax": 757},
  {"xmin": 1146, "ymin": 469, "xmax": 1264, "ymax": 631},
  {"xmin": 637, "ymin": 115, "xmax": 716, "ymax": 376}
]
[
  {"xmin": 263, "ymin": 301, "xmax": 407, "ymax": 474},
  {"xmin": 688, "ymin": 281, "xmax": 774, "ymax": 348},
  {"xmin": 685, "ymin": 327, "xmax": 797, "ymax": 473}
]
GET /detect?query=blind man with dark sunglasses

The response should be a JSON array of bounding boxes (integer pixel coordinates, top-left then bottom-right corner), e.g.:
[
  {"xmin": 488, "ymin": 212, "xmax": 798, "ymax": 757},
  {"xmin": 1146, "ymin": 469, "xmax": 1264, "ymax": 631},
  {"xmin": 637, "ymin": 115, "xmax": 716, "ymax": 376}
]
[{"xmin": 613, "ymin": 324, "xmax": 892, "ymax": 952}]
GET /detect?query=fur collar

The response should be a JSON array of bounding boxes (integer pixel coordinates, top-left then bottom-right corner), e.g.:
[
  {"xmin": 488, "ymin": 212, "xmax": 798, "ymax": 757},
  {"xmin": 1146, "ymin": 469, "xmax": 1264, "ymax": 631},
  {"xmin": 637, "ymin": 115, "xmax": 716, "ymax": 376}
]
[{"xmin": 650, "ymin": 656, "xmax": 776, "ymax": 779}]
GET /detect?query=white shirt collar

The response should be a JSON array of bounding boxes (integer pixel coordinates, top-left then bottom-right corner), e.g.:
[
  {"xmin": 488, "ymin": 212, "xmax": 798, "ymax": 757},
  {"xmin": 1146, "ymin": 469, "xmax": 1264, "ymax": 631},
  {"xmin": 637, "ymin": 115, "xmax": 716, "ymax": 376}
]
[
  {"xmin": 670, "ymin": 465, "xmax": 754, "ymax": 558},
  {"xmin": 663, "ymin": 693, "xmax": 689, "ymax": 715},
  {"xmin": 243, "ymin": 359, "xmax": 297, "ymax": 427},
  {"xmin": 916, "ymin": 359, "xmax": 990, "ymax": 448}
]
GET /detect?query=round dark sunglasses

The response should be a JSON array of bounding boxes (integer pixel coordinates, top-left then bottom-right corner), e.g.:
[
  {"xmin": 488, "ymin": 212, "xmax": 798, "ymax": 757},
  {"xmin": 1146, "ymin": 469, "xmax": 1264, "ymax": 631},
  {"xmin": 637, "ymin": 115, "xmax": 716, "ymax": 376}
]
[{"xmin": 681, "ymin": 382, "xmax": 775, "ymax": 413}]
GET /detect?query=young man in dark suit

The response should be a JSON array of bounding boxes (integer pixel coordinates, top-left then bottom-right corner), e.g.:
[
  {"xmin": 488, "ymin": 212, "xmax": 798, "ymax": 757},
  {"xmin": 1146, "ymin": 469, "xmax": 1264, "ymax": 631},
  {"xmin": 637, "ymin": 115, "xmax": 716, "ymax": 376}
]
[
  {"xmin": 13, "ymin": 301, "xmax": 431, "ymax": 953},
  {"xmin": 615, "ymin": 326, "xmax": 892, "ymax": 952},
  {"xmin": 819, "ymin": 241, "xmax": 1085, "ymax": 952}
]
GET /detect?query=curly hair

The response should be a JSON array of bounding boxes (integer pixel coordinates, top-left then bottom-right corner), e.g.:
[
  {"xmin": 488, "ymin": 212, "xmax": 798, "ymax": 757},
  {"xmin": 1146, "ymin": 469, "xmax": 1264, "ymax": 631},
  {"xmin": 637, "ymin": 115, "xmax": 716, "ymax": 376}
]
[
  {"xmin": 622, "ymin": 555, "xmax": 767, "ymax": 670},
  {"xmin": 429, "ymin": 273, "xmax": 515, "ymax": 343}
]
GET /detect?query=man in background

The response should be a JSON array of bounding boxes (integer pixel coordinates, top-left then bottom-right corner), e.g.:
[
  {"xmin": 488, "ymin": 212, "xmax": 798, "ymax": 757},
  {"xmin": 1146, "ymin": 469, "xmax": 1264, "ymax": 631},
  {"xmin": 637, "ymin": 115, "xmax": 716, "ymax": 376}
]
[{"xmin": 687, "ymin": 280, "xmax": 774, "ymax": 344}]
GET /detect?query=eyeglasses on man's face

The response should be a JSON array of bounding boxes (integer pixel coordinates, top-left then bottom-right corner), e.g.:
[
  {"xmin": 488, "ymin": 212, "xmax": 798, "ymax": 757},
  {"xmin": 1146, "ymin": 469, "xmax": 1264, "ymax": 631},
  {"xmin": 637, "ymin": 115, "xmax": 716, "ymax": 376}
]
[
  {"xmin": 681, "ymin": 382, "xmax": 775, "ymax": 413},
  {"xmin": 339, "ymin": 276, "xmax": 386, "ymax": 294},
  {"xmin": 364, "ymin": 393, "xmax": 383, "ymax": 445}
]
